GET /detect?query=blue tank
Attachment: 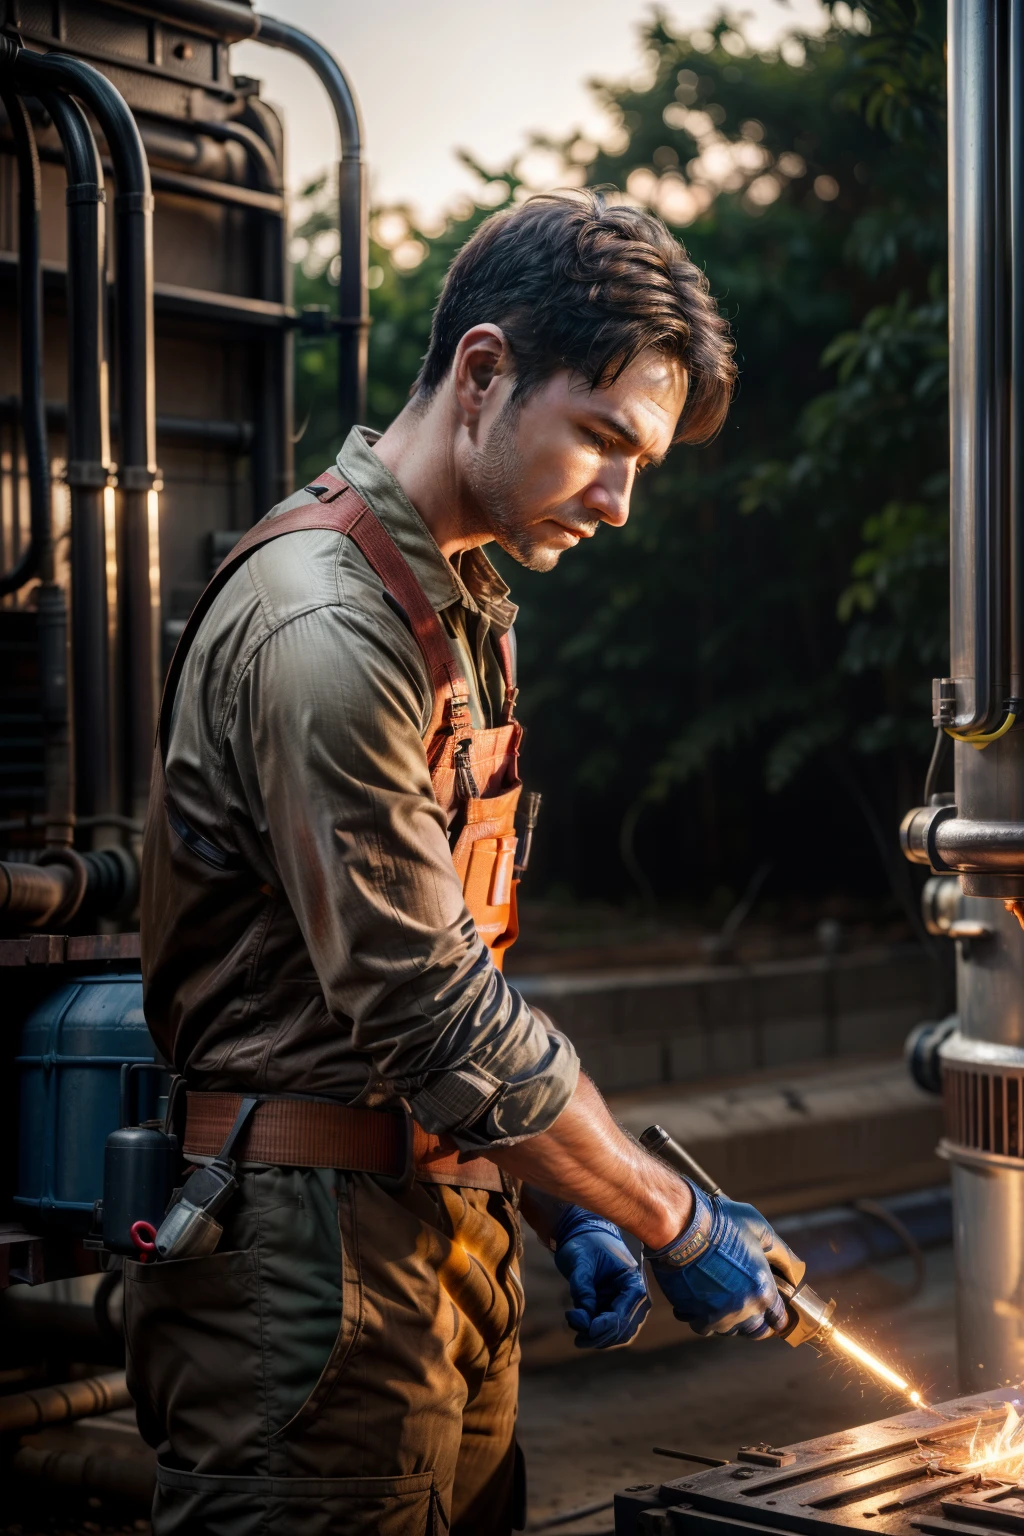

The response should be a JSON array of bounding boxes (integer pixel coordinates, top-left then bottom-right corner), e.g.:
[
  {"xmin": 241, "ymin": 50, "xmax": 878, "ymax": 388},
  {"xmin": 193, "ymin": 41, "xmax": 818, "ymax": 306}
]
[{"xmin": 16, "ymin": 974, "xmax": 162, "ymax": 1231}]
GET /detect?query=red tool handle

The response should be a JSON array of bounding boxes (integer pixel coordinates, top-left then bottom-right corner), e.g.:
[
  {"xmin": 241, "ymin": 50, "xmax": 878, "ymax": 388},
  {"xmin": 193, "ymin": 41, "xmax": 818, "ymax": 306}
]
[{"xmin": 130, "ymin": 1219, "xmax": 157, "ymax": 1263}]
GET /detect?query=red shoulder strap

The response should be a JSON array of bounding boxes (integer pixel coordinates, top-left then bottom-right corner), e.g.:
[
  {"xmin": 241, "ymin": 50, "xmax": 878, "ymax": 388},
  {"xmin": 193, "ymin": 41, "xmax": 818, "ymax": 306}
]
[
  {"xmin": 496, "ymin": 632, "xmax": 518, "ymax": 724},
  {"xmin": 307, "ymin": 472, "xmax": 470, "ymax": 708},
  {"xmin": 158, "ymin": 475, "xmax": 470, "ymax": 764}
]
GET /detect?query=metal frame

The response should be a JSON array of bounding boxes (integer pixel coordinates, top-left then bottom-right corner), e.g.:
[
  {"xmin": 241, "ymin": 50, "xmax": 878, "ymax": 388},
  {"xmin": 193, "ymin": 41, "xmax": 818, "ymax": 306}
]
[
  {"xmin": 9, "ymin": 44, "xmax": 158, "ymax": 827},
  {"xmin": 0, "ymin": 70, "xmax": 51, "ymax": 597},
  {"xmin": 130, "ymin": 0, "xmax": 369, "ymax": 436}
]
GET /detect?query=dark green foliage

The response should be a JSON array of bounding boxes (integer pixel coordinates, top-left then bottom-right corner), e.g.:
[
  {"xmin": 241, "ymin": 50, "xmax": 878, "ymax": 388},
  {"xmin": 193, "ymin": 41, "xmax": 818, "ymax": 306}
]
[{"xmin": 292, "ymin": 2, "xmax": 948, "ymax": 912}]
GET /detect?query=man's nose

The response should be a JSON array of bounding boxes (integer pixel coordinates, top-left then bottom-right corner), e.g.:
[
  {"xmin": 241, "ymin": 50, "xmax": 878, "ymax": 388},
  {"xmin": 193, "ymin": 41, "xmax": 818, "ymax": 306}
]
[{"xmin": 583, "ymin": 467, "xmax": 633, "ymax": 527}]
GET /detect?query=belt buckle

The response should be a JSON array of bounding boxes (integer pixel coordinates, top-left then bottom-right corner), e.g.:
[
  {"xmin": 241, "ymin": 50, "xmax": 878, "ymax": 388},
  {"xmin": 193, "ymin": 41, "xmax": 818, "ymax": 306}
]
[{"xmin": 373, "ymin": 1107, "xmax": 415, "ymax": 1195}]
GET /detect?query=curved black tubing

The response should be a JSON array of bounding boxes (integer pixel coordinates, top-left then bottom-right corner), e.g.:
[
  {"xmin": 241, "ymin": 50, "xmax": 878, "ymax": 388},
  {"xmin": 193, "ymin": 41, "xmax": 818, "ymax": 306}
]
[
  {"xmin": 42, "ymin": 88, "xmax": 114, "ymax": 826},
  {"xmin": 257, "ymin": 14, "xmax": 368, "ymax": 434},
  {"xmin": 0, "ymin": 67, "xmax": 52, "ymax": 595},
  {"xmin": 77, "ymin": 0, "xmax": 369, "ymax": 441},
  {"xmin": 14, "ymin": 44, "xmax": 159, "ymax": 824}
]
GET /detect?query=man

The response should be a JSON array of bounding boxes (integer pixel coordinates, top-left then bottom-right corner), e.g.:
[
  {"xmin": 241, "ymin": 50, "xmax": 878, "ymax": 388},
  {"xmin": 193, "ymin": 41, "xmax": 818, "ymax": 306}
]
[{"xmin": 132, "ymin": 191, "xmax": 803, "ymax": 1536}]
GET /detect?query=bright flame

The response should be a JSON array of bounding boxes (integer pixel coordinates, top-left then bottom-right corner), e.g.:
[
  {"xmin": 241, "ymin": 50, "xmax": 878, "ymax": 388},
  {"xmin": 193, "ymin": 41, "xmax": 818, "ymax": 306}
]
[
  {"xmin": 964, "ymin": 1402, "xmax": 1024, "ymax": 1474},
  {"xmin": 830, "ymin": 1327, "xmax": 926, "ymax": 1405}
]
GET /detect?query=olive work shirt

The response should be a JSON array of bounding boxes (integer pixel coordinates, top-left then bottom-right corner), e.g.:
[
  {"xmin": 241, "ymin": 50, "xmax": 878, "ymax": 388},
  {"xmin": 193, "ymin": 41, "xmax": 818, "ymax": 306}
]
[{"xmin": 140, "ymin": 427, "xmax": 579, "ymax": 1149}]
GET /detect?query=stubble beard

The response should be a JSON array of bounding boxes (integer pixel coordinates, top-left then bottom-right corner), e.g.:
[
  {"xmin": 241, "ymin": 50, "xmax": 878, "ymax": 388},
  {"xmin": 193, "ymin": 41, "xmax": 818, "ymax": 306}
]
[{"xmin": 470, "ymin": 395, "xmax": 562, "ymax": 572}]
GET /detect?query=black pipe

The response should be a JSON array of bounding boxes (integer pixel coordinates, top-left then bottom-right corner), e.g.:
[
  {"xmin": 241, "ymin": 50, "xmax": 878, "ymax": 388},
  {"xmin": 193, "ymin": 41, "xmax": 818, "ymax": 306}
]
[
  {"xmin": 0, "ymin": 66, "xmax": 52, "ymax": 596},
  {"xmin": 174, "ymin": 114, "xmax": 281, "ymax": 192},
  {"xmin": 40, "ymin": 89, "xmax": 115, "ymax": 835},
  {"xmin": 135, "ymin": 110, "xmax": 282, "ymax": 192},
  {"xmin": 0, "ymin": 66, "xmax": 73, "ymax": 848},
  {"xmin": 10, "ymin": 1445, "xmax": 155, "ymax": 1512},
  {"xmin": 255, "ymin": 15, "xmax": 368, "ymax": 438},
  {"xmin": 1011, "ymin": 0, "xmax": 1024, "ymax": 707},
  {"xmin": 0, "ymin": 846, "xmax": 138, "ymax": 928},
  {"xmin": 127, "ymin": 0, "xmax": 260, "ymax": 42},
  {"xmin": 0, "ymin": 400, "xmax": 254, "ymax": 454},
  {"xmin": 13, "ymin": 45, "xmax": 160, "ymax": 828}
]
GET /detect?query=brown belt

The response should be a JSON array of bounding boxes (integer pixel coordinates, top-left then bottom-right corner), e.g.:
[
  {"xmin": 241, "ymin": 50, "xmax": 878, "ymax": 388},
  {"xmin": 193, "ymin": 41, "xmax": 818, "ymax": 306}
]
[{"xmin": 183, "ymin": 1092, "xmax": 505, "ymax": 1194}]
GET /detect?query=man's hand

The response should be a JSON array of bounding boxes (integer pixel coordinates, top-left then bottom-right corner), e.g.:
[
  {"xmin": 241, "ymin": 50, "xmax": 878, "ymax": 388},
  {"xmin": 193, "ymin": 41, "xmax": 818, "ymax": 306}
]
[
  {"xmin": 552, "ymin": 1206, "xmax": 650, "ymax": 1349},
  {"xmin": 646, "ymin": 1186, "xmax": 805, "ymax": 1339}
]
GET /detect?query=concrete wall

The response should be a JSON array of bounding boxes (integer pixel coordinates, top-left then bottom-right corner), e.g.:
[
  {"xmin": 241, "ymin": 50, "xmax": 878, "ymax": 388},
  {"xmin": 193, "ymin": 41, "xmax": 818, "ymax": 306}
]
[{"xmin": 514, "ymin": 944, "xmax": 945, "ymax": 1093}]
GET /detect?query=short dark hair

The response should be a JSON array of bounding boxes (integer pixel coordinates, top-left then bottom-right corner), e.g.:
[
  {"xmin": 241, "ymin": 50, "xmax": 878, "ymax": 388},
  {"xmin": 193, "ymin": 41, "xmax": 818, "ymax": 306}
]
[{"xmin": 415, "ymin": 189, "xmax": 736, "ymax": 444}]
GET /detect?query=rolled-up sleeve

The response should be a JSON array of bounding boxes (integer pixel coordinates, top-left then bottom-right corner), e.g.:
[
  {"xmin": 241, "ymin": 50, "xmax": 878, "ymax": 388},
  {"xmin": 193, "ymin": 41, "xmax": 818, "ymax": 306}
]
[{"xmin": 226, "ymin": 597, "xmax": 579, "ymax": 1147}]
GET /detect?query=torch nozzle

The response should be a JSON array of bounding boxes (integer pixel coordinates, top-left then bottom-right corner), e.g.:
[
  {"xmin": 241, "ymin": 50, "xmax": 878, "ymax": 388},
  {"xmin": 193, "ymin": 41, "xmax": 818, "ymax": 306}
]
[{"xmin": 776, "ymin": 1277, "xmax": 837, "ymax": 1349}]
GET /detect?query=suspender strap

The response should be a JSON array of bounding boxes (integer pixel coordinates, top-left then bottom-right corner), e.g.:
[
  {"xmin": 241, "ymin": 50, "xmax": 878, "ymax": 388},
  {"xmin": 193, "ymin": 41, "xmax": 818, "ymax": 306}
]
[
  {"xmin": 157, "ymin": 476, "xmax": 472, "ymax": 767},
  {"xmin": 306, "ymin": 472, "xmax": 471, "ymax": 716},
  {"xmin": 496, "ymin": 632, "xmax": 518, "ymax": 724},
  {"xmin": 305, "ymin": 473, "xmax": 518, "ymax": 727}
]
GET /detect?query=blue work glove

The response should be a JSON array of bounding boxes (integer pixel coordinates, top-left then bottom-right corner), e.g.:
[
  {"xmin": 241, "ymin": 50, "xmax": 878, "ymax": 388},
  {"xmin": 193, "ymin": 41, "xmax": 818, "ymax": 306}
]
[
  {"xmin": 646, "ymin": 1186, "xmax": 805, "ymax": 1340},
  {"xmin": 553, "ymin": 1205, "xmax": 651, "ymax": 1349}
]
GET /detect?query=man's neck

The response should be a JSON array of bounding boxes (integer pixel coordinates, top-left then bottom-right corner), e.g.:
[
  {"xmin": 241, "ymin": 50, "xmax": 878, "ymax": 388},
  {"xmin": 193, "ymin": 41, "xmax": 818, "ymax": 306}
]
[{"xmin": 371, "ymin": 396, "xmax": 488, "ymax": 561}]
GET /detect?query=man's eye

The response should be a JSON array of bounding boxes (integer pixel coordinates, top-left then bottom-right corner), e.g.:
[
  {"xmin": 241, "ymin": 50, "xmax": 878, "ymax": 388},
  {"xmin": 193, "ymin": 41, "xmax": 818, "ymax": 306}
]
[{"xmin": 586, "ymin": 430, "xmax": 611, "ymax": 451}]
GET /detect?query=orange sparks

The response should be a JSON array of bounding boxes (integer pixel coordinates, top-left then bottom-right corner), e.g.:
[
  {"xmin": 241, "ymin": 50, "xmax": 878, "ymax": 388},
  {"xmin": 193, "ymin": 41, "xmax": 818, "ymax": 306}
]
[{"xmin": 829, "ymin": 1327, "xmax": 927, "ymax": 1408}]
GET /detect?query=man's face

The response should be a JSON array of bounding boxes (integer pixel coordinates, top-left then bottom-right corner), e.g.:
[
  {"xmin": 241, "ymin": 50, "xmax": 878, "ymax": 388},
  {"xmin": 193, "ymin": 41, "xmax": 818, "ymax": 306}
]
[{"xmin": 464, "ymin": 350, "xmax": 688, "ymax": 572}]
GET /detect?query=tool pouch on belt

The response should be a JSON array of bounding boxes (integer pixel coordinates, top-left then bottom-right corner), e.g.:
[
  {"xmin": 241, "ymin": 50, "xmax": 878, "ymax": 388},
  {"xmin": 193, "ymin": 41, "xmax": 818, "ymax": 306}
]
[{"xmin": 154, "ymin": 1096, "xmax": 258, "ymax": 1260}]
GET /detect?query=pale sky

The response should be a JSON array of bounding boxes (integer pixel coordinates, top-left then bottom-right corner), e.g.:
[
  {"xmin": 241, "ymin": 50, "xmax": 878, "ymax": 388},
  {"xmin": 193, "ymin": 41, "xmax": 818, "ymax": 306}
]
[{"xmin": 234, "ymin": 1, "xmax": 832, "ymax": 221}]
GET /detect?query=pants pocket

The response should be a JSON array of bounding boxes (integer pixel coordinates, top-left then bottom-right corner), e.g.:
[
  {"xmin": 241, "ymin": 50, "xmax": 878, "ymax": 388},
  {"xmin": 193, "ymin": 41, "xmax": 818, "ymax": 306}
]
[
  {"xmin": 123, "ymin": 1248, "xmax": 264, "ymax": 1466},
  {"xmin": 154, "ymin": 1457, "xmax": 441, "ymax": 1536}
]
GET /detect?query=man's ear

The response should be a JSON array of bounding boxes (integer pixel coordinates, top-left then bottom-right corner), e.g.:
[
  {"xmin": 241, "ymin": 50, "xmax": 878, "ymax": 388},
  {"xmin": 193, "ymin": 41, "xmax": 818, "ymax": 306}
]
[{"xmin": 452, "ymin": 324, "xmax": 510, "ymax": 425}]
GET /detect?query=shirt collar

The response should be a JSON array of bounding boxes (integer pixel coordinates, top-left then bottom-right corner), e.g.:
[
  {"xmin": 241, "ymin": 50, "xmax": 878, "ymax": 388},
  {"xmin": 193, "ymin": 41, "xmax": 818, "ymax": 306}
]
[{"xmin": 335, "ymin": 427, "xmax": 517, "ymax": 631}]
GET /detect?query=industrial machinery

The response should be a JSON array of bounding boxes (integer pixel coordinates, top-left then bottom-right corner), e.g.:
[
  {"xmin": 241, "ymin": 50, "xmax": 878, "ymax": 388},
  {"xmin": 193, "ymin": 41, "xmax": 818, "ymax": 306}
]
[
  {"xmin": 899, "ymin": 0, "xmax": 1024, "ymax": 1395},
  {"xmin": 0, "ymin": 0, "xmax": 366, "ymax": 1365}
]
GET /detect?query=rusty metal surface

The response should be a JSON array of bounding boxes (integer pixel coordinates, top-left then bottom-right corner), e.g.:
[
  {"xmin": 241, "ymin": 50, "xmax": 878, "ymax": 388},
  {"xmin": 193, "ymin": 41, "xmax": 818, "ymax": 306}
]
[{"xmin": 0, "ymin": 932, "xmax": 140, "ymax": 966}]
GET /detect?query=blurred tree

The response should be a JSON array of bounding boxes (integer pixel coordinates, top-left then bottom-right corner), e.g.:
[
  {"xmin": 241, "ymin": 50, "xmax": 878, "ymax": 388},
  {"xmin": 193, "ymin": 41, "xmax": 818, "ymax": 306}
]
[{"xmin": 290, "ymin": 0, "xmax": 948, "ymax": 919}]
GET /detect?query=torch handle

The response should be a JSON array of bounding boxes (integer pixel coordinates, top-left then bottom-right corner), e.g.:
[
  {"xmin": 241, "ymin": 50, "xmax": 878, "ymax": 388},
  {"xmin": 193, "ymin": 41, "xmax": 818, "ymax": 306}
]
[
  {"xmin": 639, "ymin": 1124, "xmax": 724, "ymax": 1198},
  {"xmin": 640, "ymin": 1122, "xmax": 837, "ymax": 1349}
]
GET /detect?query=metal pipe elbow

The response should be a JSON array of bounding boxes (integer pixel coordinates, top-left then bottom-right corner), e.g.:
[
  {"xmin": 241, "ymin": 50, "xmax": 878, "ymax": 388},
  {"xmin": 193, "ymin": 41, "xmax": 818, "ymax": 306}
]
[
  {"xmin": 0, "ymin": 846, "xmax": 139, "ymax": 929},
  {"xmin": 0, "ymin": 852, "xmax": 89, "ymax": 929}
]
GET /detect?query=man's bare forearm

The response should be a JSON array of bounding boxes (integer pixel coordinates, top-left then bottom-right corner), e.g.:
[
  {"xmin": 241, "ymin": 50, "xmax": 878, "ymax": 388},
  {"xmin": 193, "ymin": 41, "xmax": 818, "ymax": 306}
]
[{"xmin": 487, "ymin": 1073, "xmax": 694, "ymax": 1249}]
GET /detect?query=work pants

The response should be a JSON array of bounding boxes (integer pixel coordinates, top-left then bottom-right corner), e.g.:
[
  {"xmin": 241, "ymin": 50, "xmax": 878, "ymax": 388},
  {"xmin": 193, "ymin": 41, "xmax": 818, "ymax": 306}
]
[{"xmin": 123, "ymin": 1166, "xmax": 525, "ymax": 1535}]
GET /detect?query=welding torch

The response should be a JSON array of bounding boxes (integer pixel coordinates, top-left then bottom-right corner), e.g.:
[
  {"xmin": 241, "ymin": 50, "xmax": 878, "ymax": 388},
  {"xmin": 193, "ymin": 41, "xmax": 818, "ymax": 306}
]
[{"xmin": 639, "ymin": 1123, "xmax": 836, "ymax": 1350}]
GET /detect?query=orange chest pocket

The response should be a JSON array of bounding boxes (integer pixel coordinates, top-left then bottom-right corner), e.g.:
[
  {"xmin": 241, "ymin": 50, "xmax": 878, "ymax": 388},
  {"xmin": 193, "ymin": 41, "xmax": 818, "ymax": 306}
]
[{"xmin": 450, "ymin": 786, "xmax": 521, "ymax": 970}]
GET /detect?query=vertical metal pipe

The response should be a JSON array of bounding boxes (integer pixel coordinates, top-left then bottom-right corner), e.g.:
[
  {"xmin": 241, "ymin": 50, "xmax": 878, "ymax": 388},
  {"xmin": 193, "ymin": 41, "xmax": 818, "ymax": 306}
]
[
  {"xmin": 15, "ymin": 47, "xmax": 160, "ymax": 828},
  {"xmin": 0, "ymin": 71, "xmax": 74, "ymax": 848},
  {"xmin": 948, "ymin": 0, "xmax": 1007, "ymax": 732},
  {"xmin": 109, "ymin": 118, "xmax": 159, "ymax": 829},
  {"xmin": 0, "ymin": 71, "xmax": 52, "ymax": 594},
  {"xmin": 1012, "ymin": 0, "xmax": 1024, "ymax": 703},
  {"xmin": 255, "ymin": 15, "xmax": 368, "ymax": 437},
  {"xmin": 934, "ymin": 0, "xmax": 1024, "ymax": 1394},
  {"xmin": 248, "ymin": 114, "xmax": 290, "ymax": 513},
  {"xmin": 42, "ymin": 89, "xmax": 114, "ymax": 833}
]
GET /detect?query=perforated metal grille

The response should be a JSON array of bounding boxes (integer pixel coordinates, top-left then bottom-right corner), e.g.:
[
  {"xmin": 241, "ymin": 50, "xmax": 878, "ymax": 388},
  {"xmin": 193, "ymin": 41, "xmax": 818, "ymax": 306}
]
[{"xmin": 944, "ymin": 1063, "xmax": 1024, "ymax": 1158}]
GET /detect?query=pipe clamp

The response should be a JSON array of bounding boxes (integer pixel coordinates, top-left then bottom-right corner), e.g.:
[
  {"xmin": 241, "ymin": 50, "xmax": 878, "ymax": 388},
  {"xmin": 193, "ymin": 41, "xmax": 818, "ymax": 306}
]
[{"xmin": 65, "ymin": 460, "xmax": 112, "ymax": 489}]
